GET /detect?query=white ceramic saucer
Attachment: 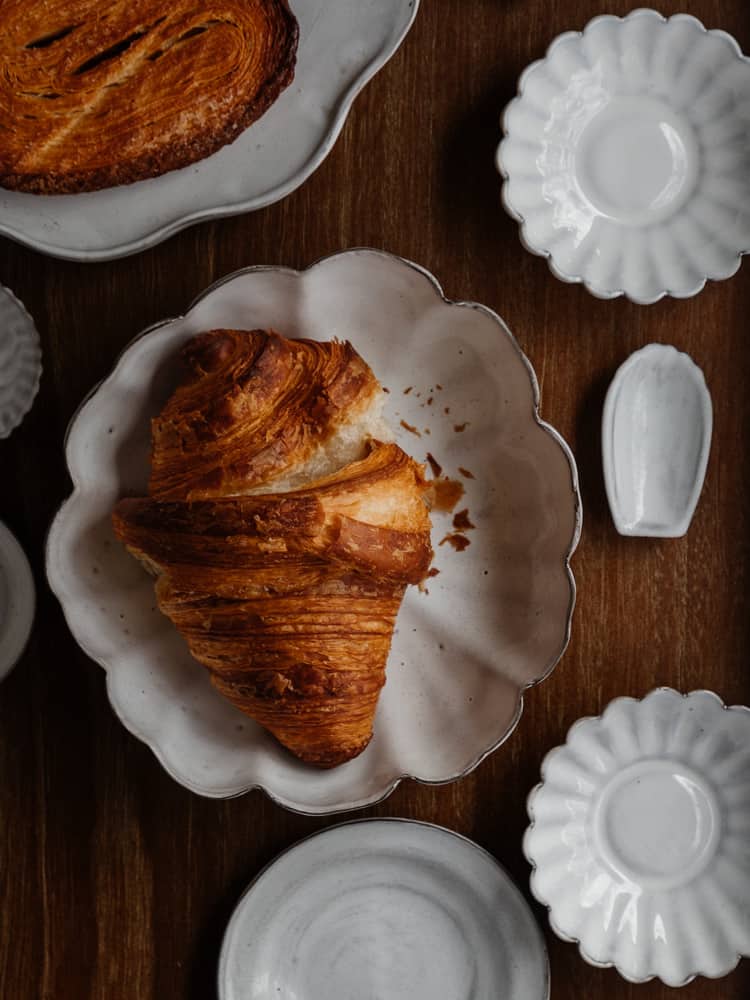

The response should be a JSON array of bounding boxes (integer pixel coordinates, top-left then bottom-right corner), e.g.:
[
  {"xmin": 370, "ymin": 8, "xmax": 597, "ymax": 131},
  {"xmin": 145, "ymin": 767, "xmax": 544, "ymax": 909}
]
[
  {"xmin": 0, "ymin": 521, "xmax": 35, "ymax": 681},
  {"xmin": 524, "ymin": 688, "xmax": 750, "ymax": 986},
  {"xmin": 219, "ymin": 819, "xmax": 550, "ymax": 1000},
  {"xmin": 0, "ymin": 285, "xmax": 42, "ymax": 438},
  {"xmin": 497, "ymin": 9, "xmax": 750, "ymax": 303}
]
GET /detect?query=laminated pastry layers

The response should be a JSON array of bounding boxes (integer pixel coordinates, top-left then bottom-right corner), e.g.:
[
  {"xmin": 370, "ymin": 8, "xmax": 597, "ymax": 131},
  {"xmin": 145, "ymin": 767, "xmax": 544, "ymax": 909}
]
[
  {"xmin": 0, "ymin": 1, "xmax": 298, "ymax": 193},
  {"xmin": 113, "ymin": 330, "xmax": 433, "ymax": 767}
]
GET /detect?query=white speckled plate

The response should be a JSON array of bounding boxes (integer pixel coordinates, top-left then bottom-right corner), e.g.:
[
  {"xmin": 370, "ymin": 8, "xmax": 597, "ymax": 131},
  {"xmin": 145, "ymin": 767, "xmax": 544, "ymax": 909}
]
[
  {"xmin": 219, "ymin": 819, "xmax": 550, "ymax": 1000},
  {"xmin": 45, "ymin": 249, "xmax": 580, "ymax": 814},
  {"xmin": 0, "ymin": 0, "xmax": 419, "ymax": 262}
]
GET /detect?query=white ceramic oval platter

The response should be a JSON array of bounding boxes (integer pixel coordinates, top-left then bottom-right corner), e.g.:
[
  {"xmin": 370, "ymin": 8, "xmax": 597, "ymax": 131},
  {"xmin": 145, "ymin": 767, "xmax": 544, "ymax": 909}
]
[
  {"xmin": 524, "ymin": 688, "xmax": 750, "ymax": 987},
  {"xmin": 602, "ymin": 344, "xmax": 712, "ymax": 537},
  {"xmin": 497, "ymin": 8, "xmax": 750, "ymax": 304},
  {"xmin": 0, "ymin": 0, "xmax": 419, "ymax": 262},
  {"xmin": 46, "ymin": 248, "xmax": 581, "ymax": 814},
  {"xmin": 219, "ymin": 819, "xmax": 550, "ymax": 1000}
]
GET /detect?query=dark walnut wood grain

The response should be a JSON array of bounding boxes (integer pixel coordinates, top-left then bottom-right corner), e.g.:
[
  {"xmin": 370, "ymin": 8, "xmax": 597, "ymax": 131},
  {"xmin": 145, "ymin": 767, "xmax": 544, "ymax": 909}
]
[{"xmin": 1, "ymin": 1, "xmax": 749, "ymax": 998}]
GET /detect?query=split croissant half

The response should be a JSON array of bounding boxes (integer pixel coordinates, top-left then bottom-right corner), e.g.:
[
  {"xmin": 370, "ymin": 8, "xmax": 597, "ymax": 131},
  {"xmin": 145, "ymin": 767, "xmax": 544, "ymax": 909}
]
[{"xmin": 112, "ymin": 330, "xmax": 433, "ymax": 767}]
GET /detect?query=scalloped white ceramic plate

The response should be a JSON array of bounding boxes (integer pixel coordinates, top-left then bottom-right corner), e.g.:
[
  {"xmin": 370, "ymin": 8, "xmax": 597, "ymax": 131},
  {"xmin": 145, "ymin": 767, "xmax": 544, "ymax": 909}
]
[
  {"xmin": 219, "ymin": 819, "xmax": 550, "ymax": 1000},
  {"xmin": 0, "ymin": 1, "xmax": 419, "ymax": 262},
  {"xmin": 46, "ymin": 249, "xmax": 580, "ymax": 814},
  {"xmin": 525, "ymin": 688, "xmax": 750, "ymax": 987},
  {"xmin": 497, "ymin": 8, "xmax": 750, "ymax": 303}
]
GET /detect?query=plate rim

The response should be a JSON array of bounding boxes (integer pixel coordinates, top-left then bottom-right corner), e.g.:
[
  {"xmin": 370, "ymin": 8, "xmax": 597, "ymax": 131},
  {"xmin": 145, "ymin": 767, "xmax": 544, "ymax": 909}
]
[
  {"xmin": 45, "ymin": 247, "xmax": 582, "ymax": 814},
  {"xmin": 0, "ymin": 0, "xmax": 421, "ymax": 263},
  {"xmin": 217, "ymin": 816, "xmax": 551, "ymax": 1000}
]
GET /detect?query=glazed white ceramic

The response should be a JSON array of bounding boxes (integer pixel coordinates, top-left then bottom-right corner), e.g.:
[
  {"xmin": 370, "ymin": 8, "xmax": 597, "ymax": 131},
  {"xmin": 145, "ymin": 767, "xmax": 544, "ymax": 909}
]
[
  {"xmin": 602, "ymin": 344, "xmax": 712, "ymax": 537},
  {"xmin": 46, "ymin": 249, "xmax": 580, "ymax": 814},
  {"xmin": 0, "ymin": 1, "xmax": 419, "ymax": 262},
  {"xmin": 0, "ymin": 286, "xmax": 41, "ymax": 438},
  {"xmin": 0, "ymin": 521, "xmax": 36, "ymax": 681},
  {"xmin": 497, "ymin": 9, "xmax": 750, "ymax": 304},
  {"xmin": 524, "ymin": 688, "xmax": 750, "ymax": 986},
  {"xmin": 219, "ymin": 819, "xmax": 550, "ymax": 1000}
]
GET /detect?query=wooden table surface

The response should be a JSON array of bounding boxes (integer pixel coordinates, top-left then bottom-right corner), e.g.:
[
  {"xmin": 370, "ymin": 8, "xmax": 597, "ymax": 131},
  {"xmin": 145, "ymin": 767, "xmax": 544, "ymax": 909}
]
[{"xmin": 2, "ymin": 1, "xmax": 749, "ymax": 997}]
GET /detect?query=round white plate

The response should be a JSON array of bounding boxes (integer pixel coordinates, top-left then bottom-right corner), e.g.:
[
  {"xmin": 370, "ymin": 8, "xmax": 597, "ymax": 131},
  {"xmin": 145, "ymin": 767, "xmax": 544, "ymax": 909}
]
[
  {"xmin": 0, "ymin": 0, "xmax": 419, "ymax": 262},
  {"xmin": 0, "ymin": 521, "xmax": 35, "ymax": 681},
  {"xmin": 46, "ymin": 249, "xmax": 580, "ymax": 814},
  {"xmin": 525, "ymin": 688, "xmax": 750, "ymax": 986},
  {"xmin": 219, "ymin": 819, "xmax": 550, "ymax": 1000}
]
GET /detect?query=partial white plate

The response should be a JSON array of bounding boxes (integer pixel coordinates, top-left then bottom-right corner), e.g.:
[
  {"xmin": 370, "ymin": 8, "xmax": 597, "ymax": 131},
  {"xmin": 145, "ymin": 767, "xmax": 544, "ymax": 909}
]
[
  {"xmin": 525, "ymin": 688, "xmax": 750, "ymax": 987},
  {"xmin": 0, "ymin": 285, "xmax": 42, "ymax": 438},
  {"xmin": 0, "ymin": 1, "xmax": 419, "ymax": 262},
  {"xmin": 46, "ymin": 249, "xmax": 581, "ymax": 814},
  {"xmin": 219, "ymin": 819, "xmax": 550, "ymax": 1000},
  {"xmin": 0, "ymin": 521, "xmax": 36, "ymax": 682}
]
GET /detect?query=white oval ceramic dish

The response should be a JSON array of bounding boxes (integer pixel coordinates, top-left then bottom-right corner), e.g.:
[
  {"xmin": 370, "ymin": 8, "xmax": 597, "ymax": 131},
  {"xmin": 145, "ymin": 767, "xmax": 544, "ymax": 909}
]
[
  {"xmin": 524, "ymin": 688, "xmax": 750, "ymax": 987},
  {"xmin": 45, "ymin": 248, "xmax": 581, "ymax": 814},
  {"xmin": 497, "ymin": 9, "xmax": 750, "ymax": 304},
  {"xmin": 0, "ymin": 286, "xmax": 42, "ymax": 438},
  {"xmin": 0, "ymin": 0, "xmax": 419, "ymax": 262},
  {"xmin": 219, "ymin": 819, "xmax": 550, "ymax": 1000},
  {"xmin": 602, "ymin": 344, "xmax": 712, "ymax": 537},
  {"xmin": 0, "ymin": 521, "xmax": 36, "ymax": 681}
]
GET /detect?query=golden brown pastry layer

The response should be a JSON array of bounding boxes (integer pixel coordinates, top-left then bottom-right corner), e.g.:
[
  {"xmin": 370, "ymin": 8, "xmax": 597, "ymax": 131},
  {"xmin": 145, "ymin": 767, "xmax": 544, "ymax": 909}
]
[
  {"xmin": 0, "ymin": 1, "xmax": 298, "ymax": 193},
  {"xmin": 113, "ymin": 330, "xmax": 433, "ymax": 767},
  {"xmin": 149, "ymin": 329, "xmax": 384, "ymax": 501}
]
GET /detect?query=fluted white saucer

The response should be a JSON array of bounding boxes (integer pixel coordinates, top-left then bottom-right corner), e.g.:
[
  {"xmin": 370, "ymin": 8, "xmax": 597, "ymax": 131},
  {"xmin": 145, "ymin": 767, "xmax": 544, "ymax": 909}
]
[
  {"xmin": 219, "ymin": 819, "xmax": 550, "ymax": 1000},
  {"xmin": 0, "ymin": 285, "xmax": 41, "ymax": 438},
  {"xmin": 497, "ymin": 9, "xmax": 750, "ymax": 304},
  {"xmin": 524, "ymin": 688, "xmax": 750, "ymax": 986}
]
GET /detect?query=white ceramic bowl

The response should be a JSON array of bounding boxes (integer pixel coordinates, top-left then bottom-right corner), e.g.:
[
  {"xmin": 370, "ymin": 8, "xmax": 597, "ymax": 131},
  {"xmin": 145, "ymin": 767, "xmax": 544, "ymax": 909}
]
[
  {"xmin": 0, "ymin": 1, "xmax": 419, "ymax": 262},
  {"xmin": 219, "ymin": 819, "xmax": 550, "ymax": 1000},
  {"xmin": 524, "ymin": 688, "xmax": 750, "ymax": 986},
  {"xmin": 46, "ymin": 249, "xmax": 580, "ymax": 814},
  {"xmin": 497, "ymin": 9, "xmax": 750, "ymax": 304}
]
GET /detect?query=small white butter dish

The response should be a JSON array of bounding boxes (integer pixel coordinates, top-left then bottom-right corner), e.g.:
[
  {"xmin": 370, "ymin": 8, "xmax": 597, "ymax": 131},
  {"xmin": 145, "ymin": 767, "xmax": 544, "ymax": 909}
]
[
  {"xmin": 602, "ymin": 344, "xmax": 712, "ymax": 537},
  {"xmin": 524, "ymin": 688, "xmax": 750, "ymax": 987},
  {"xmin": 0, "ymin": 520, "xmax": 35, "ymax": 681},
  {"xmin": 0, "ymin": 285, "xmax": 42, "ymax": 438}
]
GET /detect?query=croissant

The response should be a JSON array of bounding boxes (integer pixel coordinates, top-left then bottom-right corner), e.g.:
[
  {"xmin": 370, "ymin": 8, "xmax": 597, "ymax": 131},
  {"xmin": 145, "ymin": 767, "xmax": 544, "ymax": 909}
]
[
  {"xmin": 112, "ymin": 330, "xmax": 433, "ymax": 767},
  {"xmin": 0, "ymin": 1, "xmax": 298, "ymax": 193}
]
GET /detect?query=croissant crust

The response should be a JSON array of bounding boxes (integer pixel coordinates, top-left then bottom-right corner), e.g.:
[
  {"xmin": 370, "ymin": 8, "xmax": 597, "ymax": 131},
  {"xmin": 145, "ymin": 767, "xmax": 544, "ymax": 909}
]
[
  {"xmin": 112, "ymin": 330, "xmax": 433, "ymax": 767},
  {"xmin": 0, "ymin": 1, "xmax": 298, "ymax": 193}
]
